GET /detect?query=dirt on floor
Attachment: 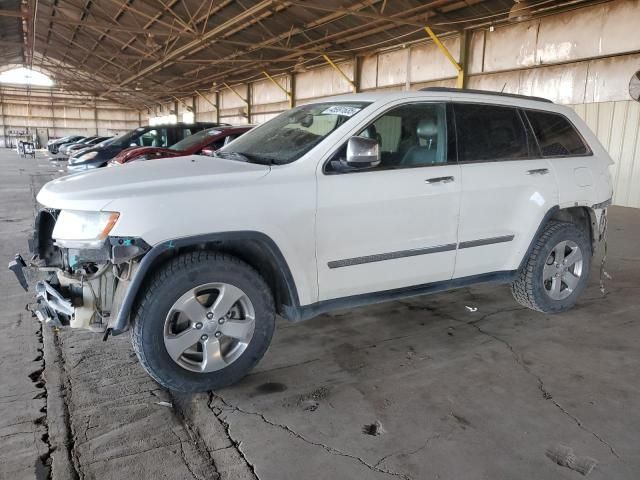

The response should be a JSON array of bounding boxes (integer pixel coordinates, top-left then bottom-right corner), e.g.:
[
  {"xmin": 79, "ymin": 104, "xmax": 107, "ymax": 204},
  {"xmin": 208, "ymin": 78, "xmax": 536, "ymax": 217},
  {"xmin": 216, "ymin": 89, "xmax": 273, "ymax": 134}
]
[{"xmin": 1, "ymin": 150, "xmax": 638, "ymax": 480}]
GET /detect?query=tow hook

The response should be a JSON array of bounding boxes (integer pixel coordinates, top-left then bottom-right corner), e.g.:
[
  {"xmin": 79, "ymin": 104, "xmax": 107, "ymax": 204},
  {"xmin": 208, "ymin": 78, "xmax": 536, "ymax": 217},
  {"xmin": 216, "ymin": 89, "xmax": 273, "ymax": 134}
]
[{"xmin": 8, "ymin": 254, "xmax": 28, "ymax": 291}]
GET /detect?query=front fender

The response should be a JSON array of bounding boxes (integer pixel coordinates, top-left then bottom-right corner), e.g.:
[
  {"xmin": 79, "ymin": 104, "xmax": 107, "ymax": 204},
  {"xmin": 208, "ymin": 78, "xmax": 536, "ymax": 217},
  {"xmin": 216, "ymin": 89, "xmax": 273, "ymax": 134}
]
[{"xmin": 108, "ymin": 231, "xmax": 299, "ymax": 336}]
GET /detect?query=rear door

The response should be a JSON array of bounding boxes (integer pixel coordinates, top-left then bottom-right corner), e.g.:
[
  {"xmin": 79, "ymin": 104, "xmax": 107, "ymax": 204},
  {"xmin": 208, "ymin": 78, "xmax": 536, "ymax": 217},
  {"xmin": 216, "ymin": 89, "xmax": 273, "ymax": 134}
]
[{"xmin": 453, "ymin": 102, "xmax": 559, "ymax": 278}]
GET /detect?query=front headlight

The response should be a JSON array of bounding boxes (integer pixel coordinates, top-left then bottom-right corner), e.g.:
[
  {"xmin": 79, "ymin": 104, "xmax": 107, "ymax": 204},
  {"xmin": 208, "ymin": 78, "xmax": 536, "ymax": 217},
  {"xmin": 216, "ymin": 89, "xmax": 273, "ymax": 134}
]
[
  {"xmin": 73, "ymin": 151, "xmax": 99, "ymax": 164},
  {"xmin": 52, "ymin": 210, "xmax": 120, "ymax": 248}
]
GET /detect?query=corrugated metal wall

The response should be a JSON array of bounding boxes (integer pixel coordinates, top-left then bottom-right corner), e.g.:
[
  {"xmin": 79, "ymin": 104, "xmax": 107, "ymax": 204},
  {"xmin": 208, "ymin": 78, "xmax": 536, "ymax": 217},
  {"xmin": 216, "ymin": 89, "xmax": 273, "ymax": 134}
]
[
  {"xmin": 572, "ymin": 101, "xmax": 640, "ymax": 208},
  {"xmin": 0, "ymin": 87, "xmax": 140, "ymax": 148}
]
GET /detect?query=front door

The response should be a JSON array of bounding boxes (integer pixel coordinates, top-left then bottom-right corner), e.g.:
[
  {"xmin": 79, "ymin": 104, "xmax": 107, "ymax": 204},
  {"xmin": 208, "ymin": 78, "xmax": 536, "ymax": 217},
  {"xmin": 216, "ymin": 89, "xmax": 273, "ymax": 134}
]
[{"xmin": 316, "ymin": 102, "xmax": 461, "ymax": 301}]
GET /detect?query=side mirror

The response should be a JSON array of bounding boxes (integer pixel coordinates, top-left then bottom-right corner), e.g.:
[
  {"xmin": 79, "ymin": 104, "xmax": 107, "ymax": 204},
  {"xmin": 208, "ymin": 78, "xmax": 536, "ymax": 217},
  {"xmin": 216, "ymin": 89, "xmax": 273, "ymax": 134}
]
[
  {"xmin": 345, "ymin": 136, "xmax": 380, "ymax": 169},
  {"xmin": 200, "ymin": 147, "xmax": 216, "ymax": 157}
]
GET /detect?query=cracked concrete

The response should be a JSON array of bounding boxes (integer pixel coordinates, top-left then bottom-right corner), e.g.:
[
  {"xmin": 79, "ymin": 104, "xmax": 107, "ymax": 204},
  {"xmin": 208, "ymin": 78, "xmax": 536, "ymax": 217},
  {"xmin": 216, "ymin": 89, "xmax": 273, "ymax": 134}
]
[{"xmin": 2, "ymin": 149, "xmax": 639, "ymax": 479}]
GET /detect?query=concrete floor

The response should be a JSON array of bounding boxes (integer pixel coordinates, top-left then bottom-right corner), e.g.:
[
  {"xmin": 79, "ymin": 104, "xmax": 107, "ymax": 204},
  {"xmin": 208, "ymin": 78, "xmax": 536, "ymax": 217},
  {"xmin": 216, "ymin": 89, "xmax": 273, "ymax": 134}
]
[{"xmin": 1, "ymin": 149, "xmax": 639, "ymax": 480}]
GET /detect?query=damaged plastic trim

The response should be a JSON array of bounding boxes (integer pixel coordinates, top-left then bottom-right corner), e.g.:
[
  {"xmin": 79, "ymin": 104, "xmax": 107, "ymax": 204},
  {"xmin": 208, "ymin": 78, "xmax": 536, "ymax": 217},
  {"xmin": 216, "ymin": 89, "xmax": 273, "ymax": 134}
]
[
  {"xmin": 34, "ymin": 280, "xmax": 73, "ymax": 328},
  {"xmin": 592, "ymin": 197, "xmax": 612, "ymax": 210}
]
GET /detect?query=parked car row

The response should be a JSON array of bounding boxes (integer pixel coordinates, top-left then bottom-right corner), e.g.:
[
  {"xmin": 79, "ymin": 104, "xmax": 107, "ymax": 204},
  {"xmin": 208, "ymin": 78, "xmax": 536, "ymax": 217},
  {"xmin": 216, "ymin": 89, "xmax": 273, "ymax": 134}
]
[
  {"xmin": 108, "ymin": 125, "xmax": 253, "ymax": 166},
  {"xmin": 47, "ymin": 135, "xmax": 85, "ymax": 154},
  {"xmin": 47, "ymin": 135, "xmax": 113, "ymax": 157},
  {"xmin": 11, "ymin": 88, "xmax": 613, "ymax": 393},
  {"xmin": 66, "ymin": 122, "xmax": 240, "ymax": 172}
]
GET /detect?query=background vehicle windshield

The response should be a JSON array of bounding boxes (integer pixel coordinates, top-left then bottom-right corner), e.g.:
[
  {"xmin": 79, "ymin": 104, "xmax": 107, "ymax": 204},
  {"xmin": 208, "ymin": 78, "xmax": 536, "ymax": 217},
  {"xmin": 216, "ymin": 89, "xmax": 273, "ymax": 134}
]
[
  {"xmin": 169, "ymin": 129, "xmax": 221, "ymax": 151},
  {"xmin": 110, "ymin": 128, "xmax": 146, "ymax": 147},
  {"xmin": 218, "ymin": 102, "xmax": 370, "ymax": 164}
]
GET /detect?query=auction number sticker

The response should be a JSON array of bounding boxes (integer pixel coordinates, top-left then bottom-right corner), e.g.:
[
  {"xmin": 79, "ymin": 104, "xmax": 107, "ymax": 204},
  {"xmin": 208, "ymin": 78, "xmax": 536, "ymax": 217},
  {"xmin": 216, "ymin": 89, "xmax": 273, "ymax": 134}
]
[{"xmin": 321, "ymin": 105, "xmax": 361, "ymax": 117}]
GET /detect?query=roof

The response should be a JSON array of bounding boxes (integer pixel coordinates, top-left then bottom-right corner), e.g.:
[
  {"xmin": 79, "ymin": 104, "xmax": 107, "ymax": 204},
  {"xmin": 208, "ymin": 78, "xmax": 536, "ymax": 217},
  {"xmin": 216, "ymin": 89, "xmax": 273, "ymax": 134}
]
[
  {"xmin": 309, "ymin": 89, "xmax": 555, "ymax": 105},
  {"xmin": 1, "ymin": 0, "xmax": 603, "ymax": 109},
  {"xmin": 0, "ymin": 0, "xmax": 25, "ymax": 67},
  {"xmin": 420, "ymin": 87, "xmax": 553, "ymax": 103}
]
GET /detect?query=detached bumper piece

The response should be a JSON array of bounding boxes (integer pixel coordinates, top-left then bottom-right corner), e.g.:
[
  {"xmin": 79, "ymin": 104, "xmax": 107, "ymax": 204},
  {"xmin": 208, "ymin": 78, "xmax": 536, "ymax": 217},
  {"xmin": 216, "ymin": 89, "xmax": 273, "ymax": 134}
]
[
  {"xmin": 8, "ymin": 254, "xmax": 28, "ymax": 291},
  {"xmin": 33, "ymin": 280, "xmax": 73, "ymax": 328}
]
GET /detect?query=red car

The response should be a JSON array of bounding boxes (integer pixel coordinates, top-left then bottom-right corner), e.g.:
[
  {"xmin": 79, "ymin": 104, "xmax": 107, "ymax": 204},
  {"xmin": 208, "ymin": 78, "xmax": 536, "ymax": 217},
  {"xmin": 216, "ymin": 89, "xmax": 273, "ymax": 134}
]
[{"xmin": 108, "ymin": 125, "xmax": 253, "ymax": 166}]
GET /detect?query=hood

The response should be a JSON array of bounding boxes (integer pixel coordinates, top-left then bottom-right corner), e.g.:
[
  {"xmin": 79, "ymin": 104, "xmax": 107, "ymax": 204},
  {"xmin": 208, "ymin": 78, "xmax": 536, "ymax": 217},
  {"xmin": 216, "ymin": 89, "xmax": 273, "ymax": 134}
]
[
  {"xmin": 114, "ymin": 146, "xmax": 177, "ymax": 164},
  {"xmin": 37, "ymin": 155, "xmax": 270, "ymax": 211}
]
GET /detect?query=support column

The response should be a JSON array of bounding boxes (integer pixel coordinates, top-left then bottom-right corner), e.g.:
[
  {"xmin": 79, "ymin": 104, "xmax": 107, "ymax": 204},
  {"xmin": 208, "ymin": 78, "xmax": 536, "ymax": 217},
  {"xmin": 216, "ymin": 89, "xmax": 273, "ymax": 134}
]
[
  {"xmin": 353, "ymin": 55, "xmax": 361, "ymax": 93},
  {"xmin": 50, "ymin": 90, "xmax": 55, "ymax": 139},
  {"xmin": 215, "ymin": 91, "xmax": 220, "ymax": 124},
  {"xmin": 0, "ymin": 87, "xmax": 5, "ymax": 148},
  {"xmin": 289, "ymin": 73, "xmax": 296, "ymax": 109},
  {"xmin": 458, "ymin": 30, "xmax": 470, "ymax": 89},
  {"xmin": 247, "ymin": 83, "xmax": 252, "ymax": 124},
  {"xmin": 93, "ymin": 97, "xmax": 99, "ymax": 135}
]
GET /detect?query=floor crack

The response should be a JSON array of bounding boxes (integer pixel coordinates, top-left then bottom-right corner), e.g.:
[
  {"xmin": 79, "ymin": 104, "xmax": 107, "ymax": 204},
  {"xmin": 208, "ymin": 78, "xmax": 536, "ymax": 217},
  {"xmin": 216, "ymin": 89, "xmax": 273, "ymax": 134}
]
[
  {"xmin": 374, "ymin": 434, "xmax": 441, "ymax": 470},
  {"xmin": 170, "ymin": 392, "xmax": 220, "ymax": 480},
  {"xmin": 400, "ymin": 299, "xmax": 622, "ymax": 460},
  {"xmin": 209, "ymin": 393, "xmax": 411, "ymax": 480},
  {"xmin": 55, "ymin": 333, "xmax": 88, "ymax": 479},
  {"xmin": 169, "ymin": 429, "xmax": 209, "ymax": 480},
  {"xmin": 469, "ymin": 317, "xmax": 621, "ymax": 460}
]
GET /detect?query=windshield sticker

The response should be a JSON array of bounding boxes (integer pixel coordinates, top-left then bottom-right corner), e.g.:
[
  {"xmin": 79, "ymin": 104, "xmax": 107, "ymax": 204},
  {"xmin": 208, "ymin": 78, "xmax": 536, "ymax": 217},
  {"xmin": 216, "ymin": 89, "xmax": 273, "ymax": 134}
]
[
  {"xmin": 321, "ymin": 105, "xmax": 361, "ymax": 117},
  {"xmin": 207, "ymin": 130, "xmax": 221, "ymax": 136}
]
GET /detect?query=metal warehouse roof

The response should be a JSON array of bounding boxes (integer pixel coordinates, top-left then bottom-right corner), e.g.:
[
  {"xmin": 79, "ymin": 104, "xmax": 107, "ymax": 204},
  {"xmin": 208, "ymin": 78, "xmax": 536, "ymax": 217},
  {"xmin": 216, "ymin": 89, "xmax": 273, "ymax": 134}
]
[
  {"xmin": 1, "ymin": 0, "xmax": 604, "ymax": 108},
  {"xmin": 0, "ymin": 0, "xmax": 25, "ymax": 67}
]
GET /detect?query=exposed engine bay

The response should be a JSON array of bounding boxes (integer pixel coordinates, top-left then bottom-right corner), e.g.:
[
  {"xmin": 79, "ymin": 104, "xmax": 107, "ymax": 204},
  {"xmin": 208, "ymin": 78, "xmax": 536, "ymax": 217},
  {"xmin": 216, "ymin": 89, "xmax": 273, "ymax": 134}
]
[{"xmin": 10, "ymin": 210, "xmax": 149, "ymax": 332}]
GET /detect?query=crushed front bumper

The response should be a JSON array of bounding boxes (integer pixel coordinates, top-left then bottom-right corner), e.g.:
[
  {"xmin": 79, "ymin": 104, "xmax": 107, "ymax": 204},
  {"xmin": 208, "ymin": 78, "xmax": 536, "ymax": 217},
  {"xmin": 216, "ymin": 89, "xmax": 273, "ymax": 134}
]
[
  {"xmin": 8, "ymin": 256, "xmax": 73, "ymax": 328},
  {"xmin": 33, "ymin": 280, "xmax": 74, "ymax": 328},
  {"xmin": 9, "ymin": 210, "xmax": 151, "ymax": 333}
]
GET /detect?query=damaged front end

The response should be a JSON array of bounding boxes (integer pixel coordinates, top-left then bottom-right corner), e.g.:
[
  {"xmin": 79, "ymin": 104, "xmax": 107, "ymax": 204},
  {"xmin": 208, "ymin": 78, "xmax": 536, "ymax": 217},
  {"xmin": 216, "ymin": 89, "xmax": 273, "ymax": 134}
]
[{"xmin": 9, "ymin": 209, "xmax": 149, "ymax": 334}]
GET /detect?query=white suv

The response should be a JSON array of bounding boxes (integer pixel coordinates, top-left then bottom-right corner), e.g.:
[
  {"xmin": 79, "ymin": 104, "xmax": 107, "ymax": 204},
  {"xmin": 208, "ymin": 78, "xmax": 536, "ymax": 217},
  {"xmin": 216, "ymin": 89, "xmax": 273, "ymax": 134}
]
[{"xmin": 11, "ymin": 88, "xmax": 612, "ymax": 392}]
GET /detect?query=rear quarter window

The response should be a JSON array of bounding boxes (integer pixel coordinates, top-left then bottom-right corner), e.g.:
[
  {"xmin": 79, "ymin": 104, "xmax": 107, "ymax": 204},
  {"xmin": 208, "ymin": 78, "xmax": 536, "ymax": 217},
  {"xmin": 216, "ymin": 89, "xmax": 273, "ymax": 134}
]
[{"xmin": 525, "ymin": 110, "xmax": 589, "ymax": 157}]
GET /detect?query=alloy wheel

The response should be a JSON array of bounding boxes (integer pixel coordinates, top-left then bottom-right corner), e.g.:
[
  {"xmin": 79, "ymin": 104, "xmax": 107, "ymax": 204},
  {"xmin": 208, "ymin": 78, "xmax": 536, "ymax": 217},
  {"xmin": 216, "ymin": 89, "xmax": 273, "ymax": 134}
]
[
  {"xmin": 542, "ymin": 240, "xmax": 584, "ymax": 301},
  {"xmin": 163, "ymin": 282, "xmax": 255, "ymax": 373}
]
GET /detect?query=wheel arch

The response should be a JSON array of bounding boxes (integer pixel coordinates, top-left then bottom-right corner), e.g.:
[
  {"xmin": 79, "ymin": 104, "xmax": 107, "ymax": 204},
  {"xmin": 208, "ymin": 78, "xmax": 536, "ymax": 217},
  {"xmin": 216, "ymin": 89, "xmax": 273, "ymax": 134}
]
[
  {"xmin": 550, "ymin": 206, "xmax": 597, "ymax": 251},
  {"xmin": 109, "ymin": 231, "xmax": 300, "ymax": 336},
  {"xmin": 518, "ymin": 205, "xmax": 598, "ymax": 272}
]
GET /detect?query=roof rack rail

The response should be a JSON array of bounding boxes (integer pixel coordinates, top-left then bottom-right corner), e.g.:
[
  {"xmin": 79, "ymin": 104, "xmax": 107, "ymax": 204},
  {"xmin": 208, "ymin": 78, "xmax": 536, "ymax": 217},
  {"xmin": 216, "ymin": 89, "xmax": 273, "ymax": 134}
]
[{"xmin": 419, "ymin": 87, "xmax": 553, "ymax": 104}]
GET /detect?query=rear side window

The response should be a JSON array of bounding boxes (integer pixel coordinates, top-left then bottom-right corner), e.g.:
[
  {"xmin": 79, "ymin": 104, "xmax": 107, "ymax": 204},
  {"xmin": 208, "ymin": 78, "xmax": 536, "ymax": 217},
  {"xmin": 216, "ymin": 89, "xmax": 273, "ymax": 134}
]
[
  {"xmin": 525, "ymin": 110, "xmax": 589, "ymax": 157},
  {"xmin": 138, "ymin": 128, "xmax": 168, "ymax": 147},
  {"xmin": 454, "ymin": 104, "xmax": 529, "ymax": 162}
]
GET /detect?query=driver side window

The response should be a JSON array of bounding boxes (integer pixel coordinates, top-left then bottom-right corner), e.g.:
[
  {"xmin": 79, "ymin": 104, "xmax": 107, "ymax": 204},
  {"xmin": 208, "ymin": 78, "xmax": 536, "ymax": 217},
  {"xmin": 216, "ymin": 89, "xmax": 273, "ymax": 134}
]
[{"xmin": 326, "ymin": 102, "xmax": 452, "ymax": 173}]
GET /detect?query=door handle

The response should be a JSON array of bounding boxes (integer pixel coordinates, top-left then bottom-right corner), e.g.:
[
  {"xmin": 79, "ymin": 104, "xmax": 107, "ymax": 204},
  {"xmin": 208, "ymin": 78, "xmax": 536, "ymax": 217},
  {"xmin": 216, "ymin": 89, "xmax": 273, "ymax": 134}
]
[
  {"xmin": 425, "ymin": 176, "xmax": 454, "ymax": 184},
  {"xmin": 526, "ymin": 168, "xmax": 549, "ymax": 175}
]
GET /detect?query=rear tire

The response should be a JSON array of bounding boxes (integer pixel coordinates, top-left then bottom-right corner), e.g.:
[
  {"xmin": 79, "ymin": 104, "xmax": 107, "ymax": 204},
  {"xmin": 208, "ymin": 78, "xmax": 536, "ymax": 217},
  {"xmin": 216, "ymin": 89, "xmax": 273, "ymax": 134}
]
[
  {"xmin": 131, "ymin": 251, "xmax": 275, "ymax": 392},
  {"xmin": 511, "ymin": 221, "xmax": 591, "ymax": 313}
]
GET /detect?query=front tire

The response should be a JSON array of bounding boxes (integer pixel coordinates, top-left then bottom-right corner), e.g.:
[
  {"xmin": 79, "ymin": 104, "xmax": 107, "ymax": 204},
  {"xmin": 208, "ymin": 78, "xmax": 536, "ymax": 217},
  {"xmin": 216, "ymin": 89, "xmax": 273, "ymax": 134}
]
[
  {"xmin": 131, "ymin": 251, "xmax": 275, "ymax": 392},
  {"xmin": 511, "ymin": 221, "xmax": 591, "ymax": 313}
]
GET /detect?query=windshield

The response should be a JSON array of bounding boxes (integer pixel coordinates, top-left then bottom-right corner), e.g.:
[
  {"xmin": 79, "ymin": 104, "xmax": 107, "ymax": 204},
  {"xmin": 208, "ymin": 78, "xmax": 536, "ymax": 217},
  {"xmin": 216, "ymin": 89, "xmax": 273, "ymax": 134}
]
[
  {"xmin": 217, "ymin": 102, "xmax": 370, "ymax": 164},
  {"xmin": 169, "ymin": 129, "xmax": 221, "ymax": 151},
  {"xmin": 110, "ymin": 127, "xmax": 147, "ymax": 147}
]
